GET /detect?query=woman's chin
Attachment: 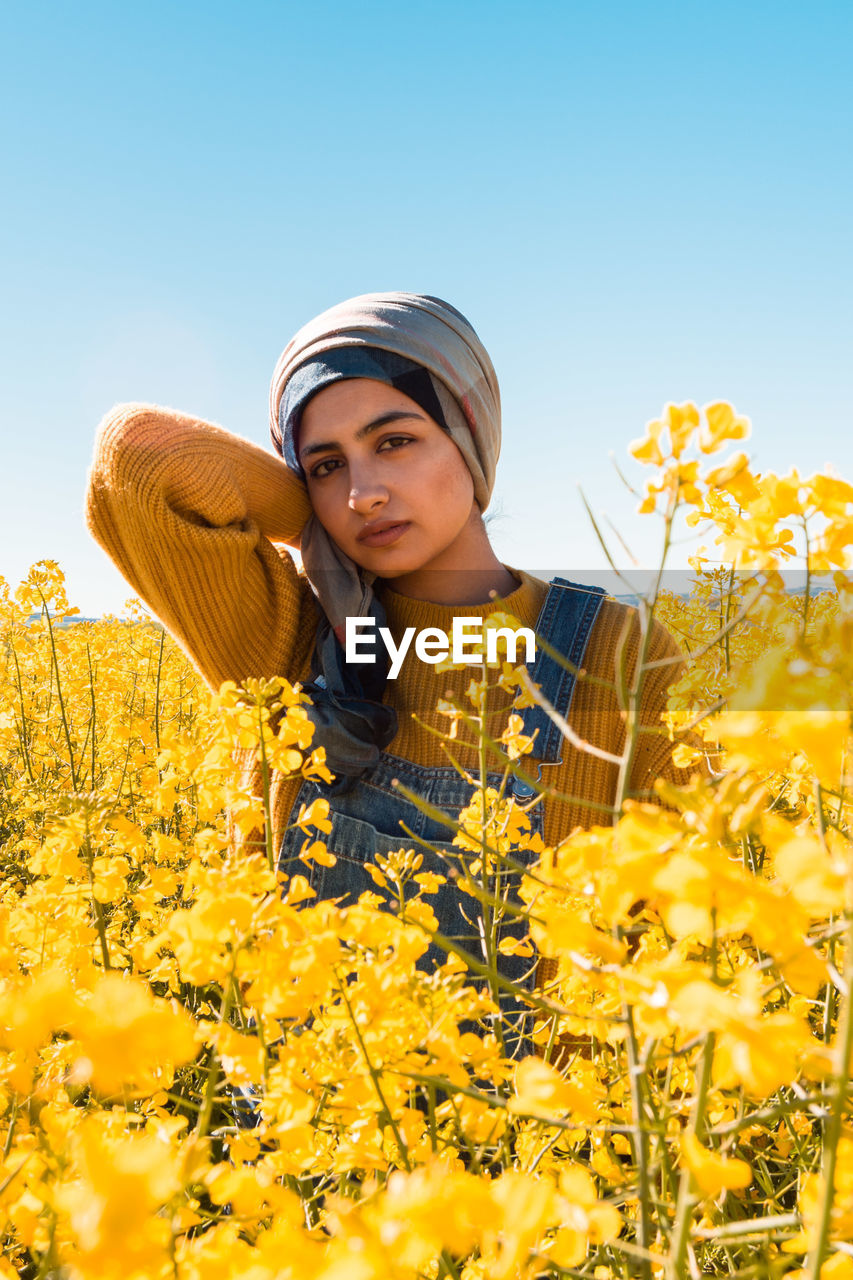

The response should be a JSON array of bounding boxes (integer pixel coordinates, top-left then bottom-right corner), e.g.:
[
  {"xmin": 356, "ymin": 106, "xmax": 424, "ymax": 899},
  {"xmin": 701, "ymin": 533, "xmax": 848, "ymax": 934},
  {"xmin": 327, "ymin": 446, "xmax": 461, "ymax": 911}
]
[
  {"xmin": 349, "ymin": 535, "xmax": 469, "ymax": 581},
  {"xmin": 358, "ymin": 557, "xmax": 426, "ymax": 580},
  {"xmin": 349, "ymin": 544, "xmax": 431, "ymax": 577}
]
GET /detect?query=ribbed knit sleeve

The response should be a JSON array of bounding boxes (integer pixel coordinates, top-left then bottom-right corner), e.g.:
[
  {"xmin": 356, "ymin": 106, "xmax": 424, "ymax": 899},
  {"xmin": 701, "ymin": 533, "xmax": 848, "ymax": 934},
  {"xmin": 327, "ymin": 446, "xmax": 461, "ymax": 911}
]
[{"xmin": 85, "ymin": 403, "xmax": 318, "ymax": 692}]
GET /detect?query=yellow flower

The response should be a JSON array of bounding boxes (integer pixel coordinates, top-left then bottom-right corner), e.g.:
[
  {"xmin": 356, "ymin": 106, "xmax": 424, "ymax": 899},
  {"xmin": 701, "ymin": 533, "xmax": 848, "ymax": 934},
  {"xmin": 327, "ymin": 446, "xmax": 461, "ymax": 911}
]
[
  {"xmin": 665, "ymin": 402, "xmax": 701, "ymax": 458},
  {"xmin": 295, "ymin": 796, "xmax": 333, "ymax": 834},
  {"xmin": 69, "ymin": 972, "xmax": 198, "ymax": 1096},
  {"xmin": 703, "ymin": 451, "xmax": 758, "ymax": 503},
  {"xmin": 680, "ymin": 1130, "xmax": 752, "ymax": 1197},
  {"xmin": 549, "ymin": 1166, "xmax": 622, "ymax": 1266},
  {"xmin": 508, "ymin": 1056, "xmax": 602, "ymax": 1123},
  {"xmin": 300, "ymin": 838, "xmax": 337, "ymax": 868},
  {"xmin": 629, "ymin": 417, "xmax": 665, "ymax": 466},
  {"xmin": 774, "ymin": 830, "xmax": 850, "ymax": 915},
  {"xmin": 500, "ymin": 713, "xmax": 535, "ymax": 761},
  {"xmin": 54, "ymin": 1114, "xmax": 189, "ymax": 1279},
  {"xmin": 699, "ymin": 402, "xmax": 751, "ymax": 454}
]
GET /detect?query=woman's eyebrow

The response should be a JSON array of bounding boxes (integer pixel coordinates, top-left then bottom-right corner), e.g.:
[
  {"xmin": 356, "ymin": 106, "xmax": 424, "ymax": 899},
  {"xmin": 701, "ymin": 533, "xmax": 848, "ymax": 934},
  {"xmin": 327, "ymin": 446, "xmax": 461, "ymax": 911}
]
[{"xmin": 300, "ymin": 410, "xmax": 425, "ymax": 461}]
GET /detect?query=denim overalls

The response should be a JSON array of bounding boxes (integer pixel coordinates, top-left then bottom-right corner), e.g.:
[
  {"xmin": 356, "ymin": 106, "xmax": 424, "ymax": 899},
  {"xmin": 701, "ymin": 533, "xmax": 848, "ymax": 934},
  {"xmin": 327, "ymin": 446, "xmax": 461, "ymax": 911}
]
[{"xmin": 277, "ymin": 578, "xmax": 606, "ymax": 1057}]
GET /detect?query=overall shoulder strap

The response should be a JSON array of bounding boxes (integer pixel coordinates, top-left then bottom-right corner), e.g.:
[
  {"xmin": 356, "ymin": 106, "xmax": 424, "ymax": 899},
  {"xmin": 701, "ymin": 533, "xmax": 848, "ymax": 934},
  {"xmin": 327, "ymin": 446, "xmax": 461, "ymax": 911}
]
[{"xmin": 517, "ymin": 577, "xmax": 606, "ymax": 767}]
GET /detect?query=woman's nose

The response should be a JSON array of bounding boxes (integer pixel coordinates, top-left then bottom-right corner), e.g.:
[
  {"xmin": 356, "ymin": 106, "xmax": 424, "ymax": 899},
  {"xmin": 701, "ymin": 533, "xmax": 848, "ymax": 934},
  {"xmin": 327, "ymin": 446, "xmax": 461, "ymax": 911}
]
[{"xmin": 348, "ymin": 474, "xmax": 389, "ymax": 515}]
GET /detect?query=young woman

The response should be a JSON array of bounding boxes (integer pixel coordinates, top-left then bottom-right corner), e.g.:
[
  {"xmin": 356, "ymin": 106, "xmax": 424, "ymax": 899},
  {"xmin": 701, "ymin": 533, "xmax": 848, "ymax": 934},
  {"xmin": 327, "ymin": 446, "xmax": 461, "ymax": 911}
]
[{"xmin": 86, "ymin": 291, "xmax": 687, "ymax": 1033}]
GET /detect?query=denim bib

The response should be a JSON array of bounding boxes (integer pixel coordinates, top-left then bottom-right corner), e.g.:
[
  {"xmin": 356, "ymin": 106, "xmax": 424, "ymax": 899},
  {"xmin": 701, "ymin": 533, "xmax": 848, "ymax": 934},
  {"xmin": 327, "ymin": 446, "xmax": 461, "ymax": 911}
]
[{"xmin": 277, "ymin": 578, "xmax": 605, "ymax": 1056}]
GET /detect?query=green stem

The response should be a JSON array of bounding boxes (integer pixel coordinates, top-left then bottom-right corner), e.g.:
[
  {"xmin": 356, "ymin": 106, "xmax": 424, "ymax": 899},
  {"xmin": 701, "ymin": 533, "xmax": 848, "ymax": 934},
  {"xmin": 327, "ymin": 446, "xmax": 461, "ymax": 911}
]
[
  {"xmin": 692, "ymin": 1212, "xmax": 801, "ymax": 1241},
  {"xmin": 195, "ymin": 973, "xmax": 236, "ymax": 1140},
  {"xmin": 608, "ymin": 502, "xmax": 674, "ymax": 1280},
  {"xmin": 613, "ymin": 494, "xmax": 674, "ymax": 817},
  {"xmin": 34, "ymin": 1209, "xmax": 59, "ymax": 1280},
  {"xmin": 667, "ymin": 1030, "xmax": 716, "ymax": 1279},
  {"xmin": 3, "ymin": 1097, "xmax": 17, "ymax": 1159},
  {"xmin": 10, "ymin": 645, "xmax": 36, "ymax": 785},
  {"xmin": 82, "ymin": 804, "xmax": 111, "ymax": 971},
  {"xmin": 723, "ymin": 563, "xmax": 736, "ymax": 676},
  {"xmin": 624, "ymin": 1005, "xmax": 653, "ymax": 1280},
  {"xmin": 114, "ymin": 673, "xmax": 138, "ymax": 804},
  {"xmin": 85, "ymin": 640, "xmax": 97, "ymax": 788},
  {"xmin": 256, "ymin": 702, "xmax": 276, "ymax": 872},
  {"xmin": 806, "ymin": 904, "xmax": 853, "ymax": 1278},
  {"xmin": 476, "ymin": 676, "xmax": 507, "ymax": 1060},
  {"xmin": 802, "ymin": 518, "xmax": 812, "ymax": 638},
  {"xmin": 154, "ymin": 628, "xmax": 165, "ymax": 753},
  {"xmin": 334, "ymin": 970, "xmax": 411, "ymax": 1173},
  {"xmin": 37, "ymin": 589, "xmax": 79, "ymax": 792}
]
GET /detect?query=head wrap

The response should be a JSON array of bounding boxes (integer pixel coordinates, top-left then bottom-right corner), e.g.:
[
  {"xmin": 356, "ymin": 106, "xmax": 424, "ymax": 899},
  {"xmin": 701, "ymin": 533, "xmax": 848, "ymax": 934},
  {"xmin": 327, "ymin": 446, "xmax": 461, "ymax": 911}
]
[
  {"xmin": 269, "ymin": 291, "xmax": 502, "ymax": 792},
  {"xmin": 279, "ymin": 347, "xmax": 454, "ymax": 474}
]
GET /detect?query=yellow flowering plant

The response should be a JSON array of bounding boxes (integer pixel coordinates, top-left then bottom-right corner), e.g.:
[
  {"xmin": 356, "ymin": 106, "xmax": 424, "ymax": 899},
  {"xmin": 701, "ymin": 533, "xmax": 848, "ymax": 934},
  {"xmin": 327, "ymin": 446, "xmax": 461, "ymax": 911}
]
[{"xmin": 1, "ymin": 401, "xmax": 853, "ymax": 1277}]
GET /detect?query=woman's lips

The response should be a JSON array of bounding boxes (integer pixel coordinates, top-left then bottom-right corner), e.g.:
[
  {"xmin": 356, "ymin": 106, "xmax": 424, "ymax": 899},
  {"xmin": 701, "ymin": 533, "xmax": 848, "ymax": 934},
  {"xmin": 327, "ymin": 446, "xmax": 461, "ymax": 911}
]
[{"xmin": 357, "ymin": 520, "xmax": 411, "ymax": 547}]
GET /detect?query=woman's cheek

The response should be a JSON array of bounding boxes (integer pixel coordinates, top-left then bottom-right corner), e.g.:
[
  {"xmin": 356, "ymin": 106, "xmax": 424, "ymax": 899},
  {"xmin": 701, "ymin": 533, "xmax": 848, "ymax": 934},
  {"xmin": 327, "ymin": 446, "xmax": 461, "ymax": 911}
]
[
  {"xmin": 433, "ymin": 454, "xmax": 474, "ymax": 510},
  {"xmin": 307, "ymin": 483, "xmax": 344, "ymax": 535}
]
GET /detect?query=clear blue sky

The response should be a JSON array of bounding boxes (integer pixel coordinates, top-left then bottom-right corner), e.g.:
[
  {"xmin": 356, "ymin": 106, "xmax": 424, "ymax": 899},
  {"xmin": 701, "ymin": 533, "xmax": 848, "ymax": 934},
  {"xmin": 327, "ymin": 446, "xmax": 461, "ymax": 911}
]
[{"xmin": 2, "ymin": 0, "xmax": 851, "ymax": 614}]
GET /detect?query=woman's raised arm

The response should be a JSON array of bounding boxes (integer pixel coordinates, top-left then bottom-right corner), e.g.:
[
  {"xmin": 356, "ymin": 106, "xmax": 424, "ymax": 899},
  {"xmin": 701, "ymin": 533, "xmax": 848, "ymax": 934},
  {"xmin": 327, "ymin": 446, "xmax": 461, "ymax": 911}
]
[{"xmin": 85, "ymin": 402, "xmax": 317, "ymax": 692}]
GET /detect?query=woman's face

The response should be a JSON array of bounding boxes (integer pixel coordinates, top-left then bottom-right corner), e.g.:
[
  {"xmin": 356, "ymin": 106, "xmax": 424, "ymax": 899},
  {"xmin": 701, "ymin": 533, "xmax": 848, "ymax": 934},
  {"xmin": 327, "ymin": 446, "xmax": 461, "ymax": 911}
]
[{"xmin": 298, "ymin": 378, "xmax": 477, "ymax": 577}]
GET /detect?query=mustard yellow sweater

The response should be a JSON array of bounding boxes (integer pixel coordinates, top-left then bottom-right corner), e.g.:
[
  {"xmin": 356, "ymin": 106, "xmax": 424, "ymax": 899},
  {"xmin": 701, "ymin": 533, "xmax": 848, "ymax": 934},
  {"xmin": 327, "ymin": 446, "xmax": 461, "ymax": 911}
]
[{"xmin": 86, "ymin": 404, "xmax": 688, "ymax": 861}]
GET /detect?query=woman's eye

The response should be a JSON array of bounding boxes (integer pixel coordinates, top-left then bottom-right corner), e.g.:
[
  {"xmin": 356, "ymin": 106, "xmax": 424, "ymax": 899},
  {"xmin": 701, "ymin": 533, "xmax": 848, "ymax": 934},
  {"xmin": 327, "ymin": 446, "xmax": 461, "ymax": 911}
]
[
  {"xmin": 308, "ymin": 437, "xmax": 413, "ymax": 479},
  {"xmin": 377, "ymin": 435, "xmax": 413, "ymax": 453},
  {"xmin": 309, "ymin": 458, "xmax": 342, "ymax": 479}
]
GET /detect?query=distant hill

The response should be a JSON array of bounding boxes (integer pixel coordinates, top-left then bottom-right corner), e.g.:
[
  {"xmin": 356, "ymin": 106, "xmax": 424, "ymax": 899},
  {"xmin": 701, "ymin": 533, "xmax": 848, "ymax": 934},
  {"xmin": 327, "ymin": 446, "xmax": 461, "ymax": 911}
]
[
  {"xmin": 25, "ymin": 614, "xmax": 163, "ymax": 629},
  {"xmin": 27, "ymin": 577, "xmax": 838, "ymax": 626}
]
